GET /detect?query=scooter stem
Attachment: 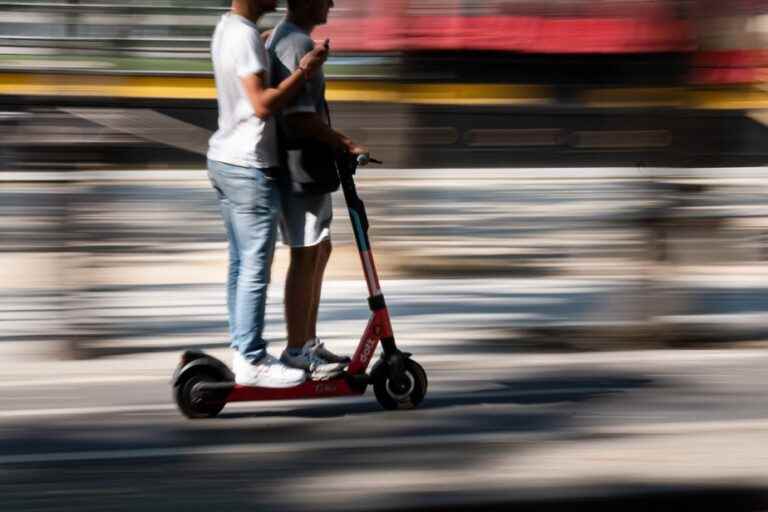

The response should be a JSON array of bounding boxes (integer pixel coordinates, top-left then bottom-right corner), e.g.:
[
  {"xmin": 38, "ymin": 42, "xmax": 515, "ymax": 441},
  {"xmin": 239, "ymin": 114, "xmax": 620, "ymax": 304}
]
[
  {"xmin": 339, "ymin": 159, "xmax": 380, "ymax": 298},
  {"xmin": 338, "ymin": 156, "xmax": 400, "ymax": 370}
]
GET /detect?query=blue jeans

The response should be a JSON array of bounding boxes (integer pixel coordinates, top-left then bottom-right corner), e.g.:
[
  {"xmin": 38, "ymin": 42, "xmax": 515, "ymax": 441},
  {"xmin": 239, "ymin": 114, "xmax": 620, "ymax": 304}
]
[{"xmin": 207, "ymin": 159, "xmax": 280, "ymax": 362}]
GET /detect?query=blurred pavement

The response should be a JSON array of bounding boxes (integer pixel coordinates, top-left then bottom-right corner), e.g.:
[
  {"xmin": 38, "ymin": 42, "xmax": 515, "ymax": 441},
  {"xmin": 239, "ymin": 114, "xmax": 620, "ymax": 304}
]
[
  {"xmin": 2, "ymin": 167, "xmax": 767, "ymax": 359},
  {"xmin": 1, "ymin": 166, "xmax": 768, "ymax": 510}
]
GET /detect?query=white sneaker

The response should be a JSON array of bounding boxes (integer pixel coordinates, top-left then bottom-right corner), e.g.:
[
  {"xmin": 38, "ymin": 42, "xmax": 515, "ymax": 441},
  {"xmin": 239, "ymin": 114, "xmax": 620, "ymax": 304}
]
[
  {"xmin": 280, "ymin": 338, "xmax": 347, "ymax": 380},
  {"xmin": 233, "ymin": 351, "xmax": 306, "ymax": 388}
]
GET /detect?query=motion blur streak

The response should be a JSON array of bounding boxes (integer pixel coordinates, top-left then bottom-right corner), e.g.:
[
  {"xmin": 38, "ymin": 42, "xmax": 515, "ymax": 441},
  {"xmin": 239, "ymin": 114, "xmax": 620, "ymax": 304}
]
[{"xmin": 1, "ymin": 1, "xmax": 768, "ymax": 511}]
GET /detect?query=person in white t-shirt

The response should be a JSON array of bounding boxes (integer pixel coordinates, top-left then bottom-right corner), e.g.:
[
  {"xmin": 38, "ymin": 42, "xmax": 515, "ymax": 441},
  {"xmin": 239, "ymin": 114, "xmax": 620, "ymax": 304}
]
[{"xmin": 206, "ymin": 0, "xmax": 327, "ymax": 388}]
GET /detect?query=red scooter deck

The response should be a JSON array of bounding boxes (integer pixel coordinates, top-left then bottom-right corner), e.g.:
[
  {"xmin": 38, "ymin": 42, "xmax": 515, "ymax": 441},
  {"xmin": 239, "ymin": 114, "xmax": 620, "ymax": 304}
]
[{"xmin": 226, "ymin": 375, "xmax": 365, "ymax": 402}]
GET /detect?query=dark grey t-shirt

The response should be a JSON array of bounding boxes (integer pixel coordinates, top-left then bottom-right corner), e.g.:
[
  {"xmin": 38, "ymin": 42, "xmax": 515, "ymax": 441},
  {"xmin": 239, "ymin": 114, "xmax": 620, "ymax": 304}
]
[{"xmin": 266, "ymin": 19, "xmax": 329, "ymax": 138}]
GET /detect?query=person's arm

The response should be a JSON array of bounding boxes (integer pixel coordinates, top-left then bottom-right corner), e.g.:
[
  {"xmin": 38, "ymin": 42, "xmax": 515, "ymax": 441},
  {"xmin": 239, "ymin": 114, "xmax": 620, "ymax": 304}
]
[
  {"xmin": 278, "ymin": 36, "xmax": 367, "ymax": 155},
  {"xmin": 285, "ymin": 112, "xmax": 368, "ymax": 156},
  {"xmin": 240, "ymin": 39, "xmax": 328, "ymax": 120},
  {"xmin": 241, "ymin": 66, "xmax": 308, "ymax": 120}
]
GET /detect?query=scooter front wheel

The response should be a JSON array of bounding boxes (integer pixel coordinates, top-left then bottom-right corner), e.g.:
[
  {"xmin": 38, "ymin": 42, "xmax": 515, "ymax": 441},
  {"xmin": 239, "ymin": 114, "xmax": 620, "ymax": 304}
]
[
  {"xmin": 371, "ymin": 358, "xmax": 427, "ymax": 410},
  {"xmin": 174, "ymin": 369, "xmax": 226, "ymax": 419}
]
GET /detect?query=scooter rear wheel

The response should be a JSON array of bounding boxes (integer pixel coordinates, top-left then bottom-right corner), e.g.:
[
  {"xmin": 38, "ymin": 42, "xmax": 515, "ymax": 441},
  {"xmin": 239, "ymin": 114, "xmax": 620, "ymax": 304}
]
[
  {"xmin": 174, "ymin": 369, "xmax": 226, "ymax": 419},
  {"xmin": 372, "ymin": 358, "xmax": 427, "ymax": 410}
]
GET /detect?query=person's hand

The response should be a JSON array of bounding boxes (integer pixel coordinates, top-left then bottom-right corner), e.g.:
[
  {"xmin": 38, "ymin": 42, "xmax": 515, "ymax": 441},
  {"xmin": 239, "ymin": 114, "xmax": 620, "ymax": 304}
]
[
  {"xmin": 298, "ymin": 38, "xmax": 329, "ymax": 78},
  {"xmin": 347, "ymin": 143, "xmax": 369, "ymax": 158}
]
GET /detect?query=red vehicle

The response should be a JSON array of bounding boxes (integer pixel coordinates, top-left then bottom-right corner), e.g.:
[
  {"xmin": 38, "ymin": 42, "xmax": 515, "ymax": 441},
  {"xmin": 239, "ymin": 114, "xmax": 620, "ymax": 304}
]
[
  {"xmin": 313, "ymin": 0, "xmax": 768, "ymax": 87},
  {"xmin": 688, "ymin": 0, "xmax": 768, "ymax": 85},
  {"xmin": 314, "ymin": 0, "xmax": 694, "ymax": 53},
  {"xmin": 172, "ymin": 155, "xmax": 427, "ymax": 418}
]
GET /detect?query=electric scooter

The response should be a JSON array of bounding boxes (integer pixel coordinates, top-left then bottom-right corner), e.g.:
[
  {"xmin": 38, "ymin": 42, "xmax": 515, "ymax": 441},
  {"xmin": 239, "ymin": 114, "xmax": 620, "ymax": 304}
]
[{"xmin": 172, "ymin": 154, "xmax": 427, "ymax": 418}]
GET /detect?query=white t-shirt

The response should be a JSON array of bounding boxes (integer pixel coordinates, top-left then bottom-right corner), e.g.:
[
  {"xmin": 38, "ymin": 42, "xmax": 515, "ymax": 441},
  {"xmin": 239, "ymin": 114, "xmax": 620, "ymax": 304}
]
[{"xmin": 207, "ymin": 13, "xmax": 278, "ymax": 169}]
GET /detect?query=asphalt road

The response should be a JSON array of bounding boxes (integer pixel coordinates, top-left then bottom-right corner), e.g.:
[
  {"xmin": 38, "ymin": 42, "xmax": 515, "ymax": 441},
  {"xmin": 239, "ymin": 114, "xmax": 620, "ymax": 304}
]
[{"xmin": 1, "ymin": 347, "xmax": 768, "ymax": 511}]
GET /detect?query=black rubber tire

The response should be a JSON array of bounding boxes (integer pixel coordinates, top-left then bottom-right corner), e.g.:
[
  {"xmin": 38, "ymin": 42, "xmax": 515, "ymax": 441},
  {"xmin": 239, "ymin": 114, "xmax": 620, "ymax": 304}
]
[
  {"xmin": 174, "ymin": 370, "xmax": 226, "ymax": 419},
  {"xmin": 372, "ymin": 358, "xmax": 428, "ymax": 410}
]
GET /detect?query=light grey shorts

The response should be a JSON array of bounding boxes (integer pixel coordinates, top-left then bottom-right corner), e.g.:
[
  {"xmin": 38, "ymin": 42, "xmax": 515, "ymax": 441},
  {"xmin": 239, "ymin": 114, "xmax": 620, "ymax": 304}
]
[{"xmin": 279, "ymin": 188, "xmax": 332, "ymax": 248}]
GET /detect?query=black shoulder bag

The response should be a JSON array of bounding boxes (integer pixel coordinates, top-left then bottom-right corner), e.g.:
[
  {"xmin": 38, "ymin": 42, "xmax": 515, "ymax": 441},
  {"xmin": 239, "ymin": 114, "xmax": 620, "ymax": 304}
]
[{"xmin": 282, "ymin": 99, "xmax": 341, "ymax": 195}]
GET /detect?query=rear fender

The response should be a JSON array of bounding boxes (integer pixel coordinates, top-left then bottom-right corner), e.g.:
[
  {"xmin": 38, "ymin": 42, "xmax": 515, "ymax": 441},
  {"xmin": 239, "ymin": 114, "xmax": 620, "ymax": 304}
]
[{"xmin": 172, "ymin": 353, "xmax": 234, "ymax": 386}]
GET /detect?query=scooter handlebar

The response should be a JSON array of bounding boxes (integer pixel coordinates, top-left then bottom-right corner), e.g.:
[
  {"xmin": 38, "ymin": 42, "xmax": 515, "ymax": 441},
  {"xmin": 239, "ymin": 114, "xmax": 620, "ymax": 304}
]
[{"xmin": 356, "ymin": 154, "xmax": 382, "ymax": 167}]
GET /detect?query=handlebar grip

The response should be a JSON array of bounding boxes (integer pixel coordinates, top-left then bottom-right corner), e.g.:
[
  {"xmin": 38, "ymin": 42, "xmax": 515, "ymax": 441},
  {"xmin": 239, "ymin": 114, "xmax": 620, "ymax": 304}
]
[{"xmin": 356, "ymin": 154, "xmax": 382, "ymax": 167}]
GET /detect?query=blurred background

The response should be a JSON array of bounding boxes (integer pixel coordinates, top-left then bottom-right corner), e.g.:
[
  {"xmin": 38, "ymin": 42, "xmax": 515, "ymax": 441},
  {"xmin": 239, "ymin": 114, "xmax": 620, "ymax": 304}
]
[{"xmin": 1, "ymin": 1, "xmax": 768, "ymax": 511}]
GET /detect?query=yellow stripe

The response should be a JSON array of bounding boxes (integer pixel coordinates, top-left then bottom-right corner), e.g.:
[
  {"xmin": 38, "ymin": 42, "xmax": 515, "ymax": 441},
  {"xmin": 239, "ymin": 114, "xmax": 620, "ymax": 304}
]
[
  {"xmin": 2, "ymin": 72, "xmax": 768, "ymax": 109},
  {"xmin": 0, "ymin": 73, "xmax": 216, "ymax": 99},
  {"xmin": 325, "ymin": 81, "xmax": 403, "ymax": 103},
  {"xmin": 327, "ymin": 82, "xmax": 553, "ymax": 105},
  {"xmin": 401, "ymin": 83, "xmax": 552, "ymax": 105},
  {"xmin": 581, "ymin": 87, "xmax": 686, "ymax": 107},
  {"xmin": 688, "ymin": 86, "xmax": 768, "ymax": 109},
  {"xmin": 0, "ymin": 73, "xmax": 551, "ymax": 104},
  {"xmin": 582, "ymin": 85, "xmax": 768, "ymax": 109}
]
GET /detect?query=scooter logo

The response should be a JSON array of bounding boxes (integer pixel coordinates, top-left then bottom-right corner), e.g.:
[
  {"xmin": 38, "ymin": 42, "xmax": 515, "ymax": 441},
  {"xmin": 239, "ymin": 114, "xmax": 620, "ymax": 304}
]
[
  {"xmin": 360, "ymin": 337, "xmax": 377, "ymax": 364},
  {"xmin": 315, "ymin": 382, "xmax": 338, "ymax": 393}
]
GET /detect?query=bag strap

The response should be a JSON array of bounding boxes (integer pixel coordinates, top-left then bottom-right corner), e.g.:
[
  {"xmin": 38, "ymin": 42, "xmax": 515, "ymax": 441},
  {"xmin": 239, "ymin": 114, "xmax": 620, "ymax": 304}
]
[
  {"xmin": 323, "ymin": 96, "xmax": 342, "ymax": 170},
  {"xmin": 323, "ymin": 97, "xmax": 332, "ymax": 130}
]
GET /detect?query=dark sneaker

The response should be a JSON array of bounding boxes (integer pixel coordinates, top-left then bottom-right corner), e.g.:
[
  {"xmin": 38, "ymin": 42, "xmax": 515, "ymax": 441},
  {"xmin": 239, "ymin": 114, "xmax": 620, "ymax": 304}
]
[
  {"xmin": 310, "ymin": 337, "xmax": 352, "ymax": 365},
  {"xmin": 280, "ymin": 338, "xmax": 347, "ymax": 380}
]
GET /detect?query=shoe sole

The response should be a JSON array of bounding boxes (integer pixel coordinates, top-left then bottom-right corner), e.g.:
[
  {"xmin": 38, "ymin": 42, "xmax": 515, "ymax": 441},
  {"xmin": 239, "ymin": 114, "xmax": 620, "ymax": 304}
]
[
  {"xmin": 281, "ymin": 355, "xmax": 348, "ymax": 373},
  {"xmin": 309, "ymin": 362, "xmax": 348, "ymax": 381},
  {"xmin": 320, "ymin": 358, "xmax": 351, "ymax": 365},
  {"xmin": 309, "ymin": 370, "xmax": 345, "ymax": 381}
]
